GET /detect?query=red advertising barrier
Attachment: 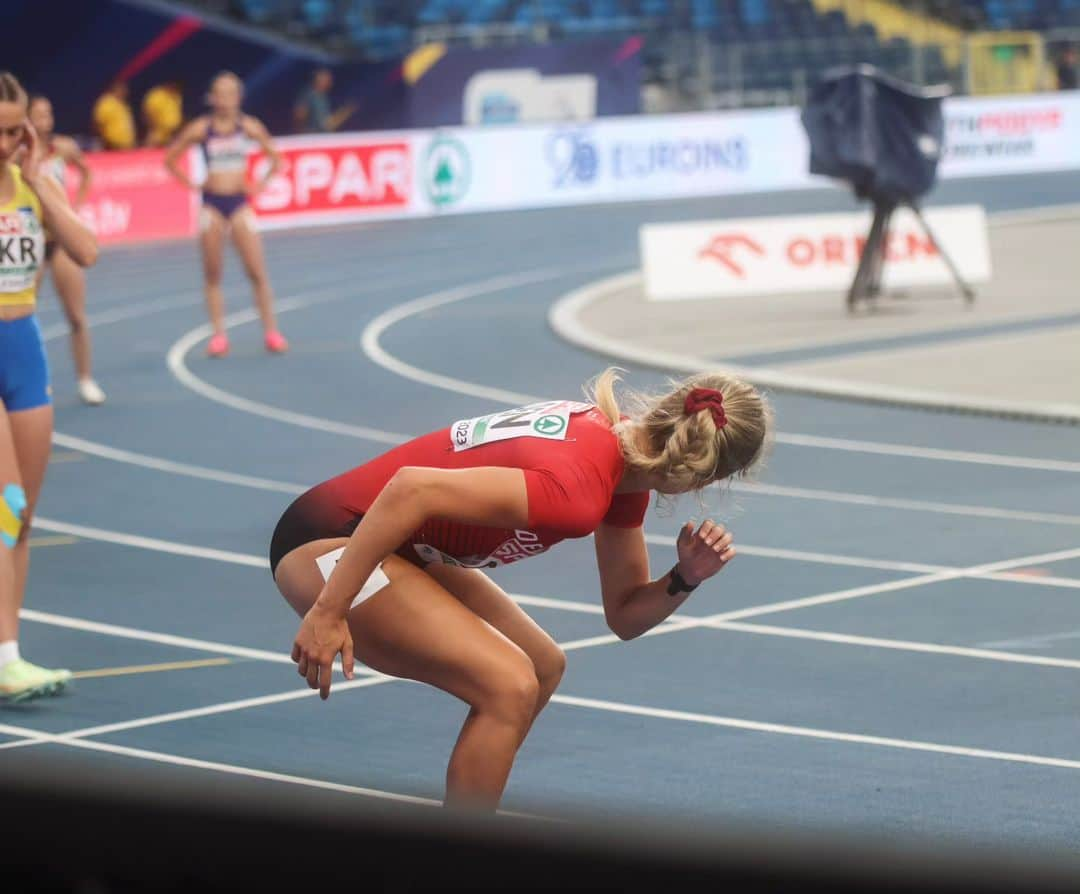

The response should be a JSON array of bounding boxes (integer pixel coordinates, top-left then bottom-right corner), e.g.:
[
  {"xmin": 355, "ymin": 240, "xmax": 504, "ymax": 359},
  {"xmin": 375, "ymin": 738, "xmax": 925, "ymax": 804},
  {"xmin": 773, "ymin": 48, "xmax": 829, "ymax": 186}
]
[
  {"xmin": 66, "ymin": 148, "xmax": 198, "ymax": 245},
  {"xmin": 248, "ymin": 137, "xmax": 414, "ymax": 228}
]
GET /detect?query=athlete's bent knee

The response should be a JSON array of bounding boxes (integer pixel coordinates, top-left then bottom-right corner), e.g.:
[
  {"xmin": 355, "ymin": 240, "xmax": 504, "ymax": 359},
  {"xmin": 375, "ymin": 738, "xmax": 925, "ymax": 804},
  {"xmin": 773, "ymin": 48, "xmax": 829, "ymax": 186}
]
[
  {"xmin": 484, "ymin": 667, "xmax": 540, "ymax": 728},
  {"xmin": 0, "ymin": 484, "xmax": 27, "ymax": 549},
  {"xmin": 536, "ymin": 647, "xmax": 566, "ymax": 695}
]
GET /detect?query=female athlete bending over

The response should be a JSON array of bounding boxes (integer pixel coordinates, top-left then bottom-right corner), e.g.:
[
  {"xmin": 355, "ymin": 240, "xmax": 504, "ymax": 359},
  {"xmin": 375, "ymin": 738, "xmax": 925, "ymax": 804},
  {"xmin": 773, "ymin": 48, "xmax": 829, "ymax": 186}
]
[
  {"xmin": 275, "ymin": 370, "xmax": 770, "ymax": 809},
  {"xmin": 164, "ymin": 71, "xmax": 287, "ymax": 357}
]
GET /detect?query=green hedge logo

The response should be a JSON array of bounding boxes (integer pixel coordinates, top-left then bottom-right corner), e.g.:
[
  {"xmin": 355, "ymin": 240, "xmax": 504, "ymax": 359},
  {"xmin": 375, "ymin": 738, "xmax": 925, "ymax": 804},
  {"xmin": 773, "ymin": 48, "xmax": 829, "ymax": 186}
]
[
  {"xmin": 533, "ymin": 415, "xmax": 566, "ymax": 436},
  {"xmin": 425, "ymin": 136, "xmax": 471, "ymax": 207}
]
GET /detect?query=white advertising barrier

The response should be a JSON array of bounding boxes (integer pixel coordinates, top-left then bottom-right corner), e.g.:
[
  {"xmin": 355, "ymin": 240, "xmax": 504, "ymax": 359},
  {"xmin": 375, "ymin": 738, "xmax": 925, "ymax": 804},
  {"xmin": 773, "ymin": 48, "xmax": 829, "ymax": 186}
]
[
  {"xmin": 941, "ymin": 91, "xmax": 1080, "ymax": 178},
  {"xmin": 640, "ymin": 206, "xmax": 992, "ymax": 301},
  {"xmin": 207, "ymin": 92, "xmax": 1080, "ymax": 237},
  {"xmin": 413, "ymin": 108, "xmax": 815, "ymax": 216}
]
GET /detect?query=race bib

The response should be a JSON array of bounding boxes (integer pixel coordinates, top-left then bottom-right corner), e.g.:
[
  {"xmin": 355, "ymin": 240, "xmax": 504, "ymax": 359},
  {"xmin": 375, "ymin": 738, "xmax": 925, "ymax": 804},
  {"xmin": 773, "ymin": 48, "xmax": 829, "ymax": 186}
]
[
  {"xmin": 315, "ymin": 547, "xmax": 390, "ymax": 609},
  {"xmin": 0, "ymin": 209, "xmax": 44, "ymax": 295},
  {"xmin": 450, "ymin": 400, "xmax": 592, "ymax": 452}
]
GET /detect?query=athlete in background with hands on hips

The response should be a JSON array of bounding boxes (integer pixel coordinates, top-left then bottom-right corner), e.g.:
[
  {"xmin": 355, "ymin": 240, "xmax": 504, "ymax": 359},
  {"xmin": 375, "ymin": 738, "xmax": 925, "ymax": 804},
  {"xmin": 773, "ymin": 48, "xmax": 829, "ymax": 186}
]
[
  {"xmin": 273, "ymin": 368, "xmax": 771, "ymax": 809},
  {"xmin": 164, "ymin": 70, "xmax": 287, "ymax": 358}
]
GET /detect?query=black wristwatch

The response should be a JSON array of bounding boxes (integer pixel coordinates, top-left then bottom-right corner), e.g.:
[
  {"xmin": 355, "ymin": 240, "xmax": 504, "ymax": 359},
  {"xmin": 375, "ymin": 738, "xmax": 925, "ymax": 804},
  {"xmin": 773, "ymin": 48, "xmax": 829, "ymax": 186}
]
[{"xmin": 666, "ymin": 564, "xmax": 699, "ymax": 596}]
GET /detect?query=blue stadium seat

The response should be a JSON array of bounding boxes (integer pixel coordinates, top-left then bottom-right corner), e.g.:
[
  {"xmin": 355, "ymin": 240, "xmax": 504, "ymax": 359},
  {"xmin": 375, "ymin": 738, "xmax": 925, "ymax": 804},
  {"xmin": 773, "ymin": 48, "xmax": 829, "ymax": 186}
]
[
  {"xmin": 300, "ymin": 0, "xmax": 333, "ymax": 31},
  {"xmin": 239, "ymin": 0, "xmax": 276, "ymax": 24}
]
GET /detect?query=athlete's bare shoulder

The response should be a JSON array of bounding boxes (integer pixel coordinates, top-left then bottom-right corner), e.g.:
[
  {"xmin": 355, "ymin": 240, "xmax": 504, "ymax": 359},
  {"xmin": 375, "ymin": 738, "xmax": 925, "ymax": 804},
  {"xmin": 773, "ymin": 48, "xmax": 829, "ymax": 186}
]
[
  {"xmin": 183, "ymin": 115, "xmax": 211, "ymax": 141},
  {"xmin": 241, "ymin": 114, "xmax": 271, "ymax": 140},
  {"xmin": 52, "ymin": 134, "xmax": 82, "ymax": 161}
]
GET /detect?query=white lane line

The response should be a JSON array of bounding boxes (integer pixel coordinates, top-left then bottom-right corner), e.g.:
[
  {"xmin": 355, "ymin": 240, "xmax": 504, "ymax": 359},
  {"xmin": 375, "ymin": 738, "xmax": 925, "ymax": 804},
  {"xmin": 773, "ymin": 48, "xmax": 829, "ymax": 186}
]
[
  {"xmin": 360, "ymin": 268, "xmax": 571, "ymax": 406},
  {"xmin": 165, "ymin": 293, "xmax": 409, "ymax": 446},
  {"xmin": 549, "ymin": 693, "xmax": 1080, "ymax": 772},
  {"xmin": 694, "ymin": 543, "xmax": 1080, "ymax": 625},
  {"xmin": 979, "ymin": 630, "xmax": 1080, "ymax": 651},
  {"xmin": 709, "ymin": 621, "xmax": 1080, "ymax": 671},
  {"xmin": 0, "ymin": 728, "xmax": 544, "ymax": 818},
  {"xmin": 771, "ymin": 432, "xmax": 1080, "ymax": 474},
  {"xmin": 0, "ymin": 676, "xmax": 393, "ymax": 752},
  {"xmin": 557, "ymin": 543, "xmax": 1080, "ymax": 653},
  {"xmin": 643, "ymin": 533, "xmax": 1080, "ymax": 589},
  {"xmin": 511, "ymin": 593, "xmax": 607, "ymax": 615},
  {"xmin": 34, "ymin": 517, "xmax": 269, "ymax": 568},
  {"xmin": 0, "ymin": 724, "xmax": 444, "ymax": 807},
  {"xmin": 51, "ymin": 433, "xmax": 305, "ymax": 496},
  {"xmin": 732, "ymin": 481, "xmax": 1080, "ymax": 527},
  {"xmin": 19, "ymin": 608, "xmax": 298, "ymax": 666}
]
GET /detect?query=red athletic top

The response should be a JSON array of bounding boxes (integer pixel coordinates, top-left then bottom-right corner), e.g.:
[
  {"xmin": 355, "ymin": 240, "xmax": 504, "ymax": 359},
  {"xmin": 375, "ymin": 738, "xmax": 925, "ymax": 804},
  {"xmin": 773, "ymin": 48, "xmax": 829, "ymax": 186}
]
[{"xmin": 303, "ymin": 401, "xmax": 650, "ymax": 569}]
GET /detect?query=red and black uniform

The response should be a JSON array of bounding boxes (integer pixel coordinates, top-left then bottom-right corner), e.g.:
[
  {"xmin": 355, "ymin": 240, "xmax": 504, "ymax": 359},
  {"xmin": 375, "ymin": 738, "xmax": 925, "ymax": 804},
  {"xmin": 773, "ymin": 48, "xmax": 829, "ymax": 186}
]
[{"xmin": 269, "ymin": 402, "xmax": 649, "ymax": 577}]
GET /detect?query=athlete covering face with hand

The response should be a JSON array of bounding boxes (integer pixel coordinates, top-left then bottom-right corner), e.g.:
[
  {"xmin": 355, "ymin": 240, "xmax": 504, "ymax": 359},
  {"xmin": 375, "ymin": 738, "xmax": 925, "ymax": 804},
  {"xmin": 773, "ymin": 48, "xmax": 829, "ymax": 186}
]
[
  {"xmin": 0, "ymin": 73, "xmax": 98, "ymax": 701},
  {"xmin": 272, "ymin": 369, "xmax": 771, "ymax": 809}
]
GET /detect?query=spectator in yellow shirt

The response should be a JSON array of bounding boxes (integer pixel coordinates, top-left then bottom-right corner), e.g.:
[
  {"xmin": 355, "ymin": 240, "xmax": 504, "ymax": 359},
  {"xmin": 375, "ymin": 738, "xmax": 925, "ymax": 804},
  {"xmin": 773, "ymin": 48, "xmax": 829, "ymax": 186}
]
[
  {"xmin": 142, "ymin": 80, "xmax": 184, "ymax": 147},
  {"xmin": 92, "ymin": 80, "xmax": 136, "ymax": 150}
]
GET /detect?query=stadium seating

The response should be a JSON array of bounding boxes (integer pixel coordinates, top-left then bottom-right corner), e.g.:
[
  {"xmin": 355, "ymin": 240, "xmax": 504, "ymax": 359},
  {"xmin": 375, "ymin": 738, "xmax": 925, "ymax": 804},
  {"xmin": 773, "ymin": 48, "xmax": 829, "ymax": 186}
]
[{"xmin": 193, "ymin": 0, "xmax": 1074, "ymax": 104}]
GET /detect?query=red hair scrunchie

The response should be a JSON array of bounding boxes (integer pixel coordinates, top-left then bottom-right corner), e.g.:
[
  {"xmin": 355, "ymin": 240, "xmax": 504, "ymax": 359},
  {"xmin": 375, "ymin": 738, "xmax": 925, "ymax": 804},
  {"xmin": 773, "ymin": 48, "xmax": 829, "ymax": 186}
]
[{"xmin": 684, "ymin": 387, "xmax": 727, "ymax": 429}]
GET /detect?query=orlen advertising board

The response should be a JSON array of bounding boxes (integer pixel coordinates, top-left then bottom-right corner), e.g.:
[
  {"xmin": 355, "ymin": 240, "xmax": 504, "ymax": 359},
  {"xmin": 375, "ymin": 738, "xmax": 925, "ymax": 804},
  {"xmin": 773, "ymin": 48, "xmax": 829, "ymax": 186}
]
[{"xmin": 640, "ymin": 206, "xmax": 992, "ymax": 301}]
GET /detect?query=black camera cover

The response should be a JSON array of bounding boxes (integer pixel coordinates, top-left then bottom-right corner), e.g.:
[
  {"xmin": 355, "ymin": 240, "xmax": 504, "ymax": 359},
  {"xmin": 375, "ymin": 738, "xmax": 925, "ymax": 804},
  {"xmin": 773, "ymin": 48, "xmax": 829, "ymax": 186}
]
[{"xmin": 801, "ymin": 64, "xmax": 950, "ymax": 203}]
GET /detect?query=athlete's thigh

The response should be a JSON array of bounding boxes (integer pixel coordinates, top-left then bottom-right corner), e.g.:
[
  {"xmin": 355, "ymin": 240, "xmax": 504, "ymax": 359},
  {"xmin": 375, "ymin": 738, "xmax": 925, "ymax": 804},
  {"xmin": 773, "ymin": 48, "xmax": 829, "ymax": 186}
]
[
  {"xmin": 0, "ymin": 407, "xmax": 21, "ymax": 494},
  {"xmin": 50, "ymin": 247, "xmax": 86, "ymax": 318},
  {"xmin": 425, "ymin": 563, "xmax": 564, "ymax": 677},
  {"xmin": 276, "ymin": 543, "xmax": 534, "ymax": 705},
  {"xmin": 8, "ymin": 405, "xmax": 52, "ymax": 509},
  {"xmin": 199, "ymin": 210, "xmax": 227, "ymax": 274},
  {"xmin": 229, "ymin": 209, "xmax": 269, "ymax": 278},
  {"xmin": 274, "ymin": 536, "xmax": 350, "ymax": 618}
]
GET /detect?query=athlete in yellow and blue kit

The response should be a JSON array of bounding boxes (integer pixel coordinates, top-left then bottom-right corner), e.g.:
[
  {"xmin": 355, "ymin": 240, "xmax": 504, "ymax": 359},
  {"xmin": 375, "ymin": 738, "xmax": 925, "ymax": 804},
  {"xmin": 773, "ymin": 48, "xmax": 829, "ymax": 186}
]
[{"xmin": 0, "ymin": 72, "xmax": 98, "ymax": 701}]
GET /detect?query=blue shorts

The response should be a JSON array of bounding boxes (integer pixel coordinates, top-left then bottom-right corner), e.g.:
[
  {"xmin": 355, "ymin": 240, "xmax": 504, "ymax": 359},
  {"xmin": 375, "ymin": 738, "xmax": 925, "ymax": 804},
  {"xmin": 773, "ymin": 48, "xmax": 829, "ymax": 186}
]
[
  {"xmin": 202, "ymin": 191, "xmax": 248, "ymax": 219},
  {"xmin": 0, "ymin": 315, "xmax": 51, "ymax": 412}
]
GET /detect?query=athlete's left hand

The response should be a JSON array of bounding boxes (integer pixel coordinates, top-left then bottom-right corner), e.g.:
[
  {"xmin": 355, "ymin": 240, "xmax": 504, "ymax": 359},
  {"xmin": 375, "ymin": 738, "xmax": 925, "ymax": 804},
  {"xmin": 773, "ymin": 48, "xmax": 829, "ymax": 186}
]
[
  {"xmin": 292, "ymin": 601, "xmax": 355, "ymax": 700},
  {"xmin": 675, "ymin": 519, "xmax": 735, "ymax": 586}
]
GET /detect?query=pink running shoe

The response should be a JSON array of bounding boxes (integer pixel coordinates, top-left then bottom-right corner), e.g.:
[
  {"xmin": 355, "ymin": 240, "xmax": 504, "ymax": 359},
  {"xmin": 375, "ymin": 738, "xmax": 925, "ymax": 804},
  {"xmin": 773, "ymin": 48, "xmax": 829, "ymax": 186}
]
[
  {"xmin": 206, "ymin": 333, "xmax": 230, "ymax": 357},
  {"xmin": 264, "ymin": 330, "xmax": 289, "ymax": 354}
]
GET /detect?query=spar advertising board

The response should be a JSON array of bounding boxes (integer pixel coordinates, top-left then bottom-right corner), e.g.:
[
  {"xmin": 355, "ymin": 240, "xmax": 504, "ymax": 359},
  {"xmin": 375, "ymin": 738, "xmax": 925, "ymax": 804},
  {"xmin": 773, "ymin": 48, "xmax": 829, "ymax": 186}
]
[
  {"xmin": 246, "ymin": 132, "xmax": 421, "ymax": 229},
  {"xmin": 640, "ymin": 206, "xmax": 992, "ymax": 301}
]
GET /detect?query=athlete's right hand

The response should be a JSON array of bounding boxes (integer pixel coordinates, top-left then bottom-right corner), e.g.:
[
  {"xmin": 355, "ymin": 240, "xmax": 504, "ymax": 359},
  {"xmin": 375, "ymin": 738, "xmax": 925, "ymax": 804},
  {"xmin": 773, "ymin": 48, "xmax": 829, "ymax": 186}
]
[
  {"xmin": 18, "ymin": 119, "xmax": 44, "ymax": 186},
  {"xmin": 292, "ymin": 601, "xmax": 355, "ymax": 700}
]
